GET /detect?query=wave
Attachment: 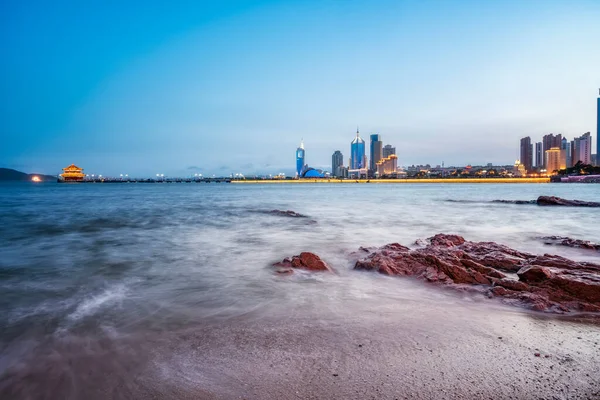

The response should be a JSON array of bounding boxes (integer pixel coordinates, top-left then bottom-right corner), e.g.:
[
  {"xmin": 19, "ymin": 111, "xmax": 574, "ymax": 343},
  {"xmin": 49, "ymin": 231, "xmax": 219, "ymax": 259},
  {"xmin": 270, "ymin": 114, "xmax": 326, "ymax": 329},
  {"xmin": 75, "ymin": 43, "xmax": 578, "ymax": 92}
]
[{"xmin": 67, "ymin": 284, "xmax": 128, "ymax": 321}]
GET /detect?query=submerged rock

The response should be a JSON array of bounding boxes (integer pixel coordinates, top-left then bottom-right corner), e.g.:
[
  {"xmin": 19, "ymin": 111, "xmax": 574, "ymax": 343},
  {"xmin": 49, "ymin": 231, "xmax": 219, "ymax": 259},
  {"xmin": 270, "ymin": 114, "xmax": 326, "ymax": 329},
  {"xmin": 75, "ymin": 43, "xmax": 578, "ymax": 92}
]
[
  {"xmin": 536, "ymin": 196, "xmax": 600, "ymax": 207},
  {"xmin": 273, "ymin": 252, "xmax": 332, "ymax": 274},
  {"xmin": 540, "ymin": 236, "xmax": 600, "ymax": 251},
  {"xmin": 265, "ymin": 210, "xmax": 310, "ymax": 218},
  {"xmin": 354, "ymin": 234, "xmax": 600, "ymax": 313}
]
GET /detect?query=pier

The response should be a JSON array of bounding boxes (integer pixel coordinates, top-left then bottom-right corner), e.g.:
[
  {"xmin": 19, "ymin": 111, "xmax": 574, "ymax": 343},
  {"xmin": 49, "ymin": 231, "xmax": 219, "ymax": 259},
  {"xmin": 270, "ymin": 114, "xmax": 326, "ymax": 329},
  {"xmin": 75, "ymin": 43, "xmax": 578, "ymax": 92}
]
[{"xmin": 62, "ymin": 177, "xmax": 233, "ymax": 183}]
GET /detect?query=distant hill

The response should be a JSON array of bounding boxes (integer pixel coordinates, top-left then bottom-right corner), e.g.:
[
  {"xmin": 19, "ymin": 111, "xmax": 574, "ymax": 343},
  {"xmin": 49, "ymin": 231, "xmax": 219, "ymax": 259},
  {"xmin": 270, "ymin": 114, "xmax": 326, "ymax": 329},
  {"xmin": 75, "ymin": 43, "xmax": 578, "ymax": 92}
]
[{"xmin": 0, "ymin": 168, "xmax": 56, "ymax": 182}]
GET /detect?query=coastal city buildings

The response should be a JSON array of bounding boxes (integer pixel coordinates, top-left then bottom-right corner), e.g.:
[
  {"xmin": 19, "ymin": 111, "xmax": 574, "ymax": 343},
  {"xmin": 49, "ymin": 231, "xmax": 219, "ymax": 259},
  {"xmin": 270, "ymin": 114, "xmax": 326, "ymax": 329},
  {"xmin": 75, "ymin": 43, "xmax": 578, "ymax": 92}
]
[
  {"xmin": 563, "ymin": 139, "xmax": 572, "ymax": 169},
  {"xmin": 331, "ymin": 150, "xmax": 344, "ymax": 177},
  {"xmin": 513, "ymin": 160, "xmax": 526, "ymax": 177},
  {"xmin": 572, "ymin": 132, "xmax": 593, "ymax": 165},
  {"xmin": 519, "ymin": 136, "xmax": 533, "ymax": 172},
  {"xmin": 535, "ymin": 142, "xmax": 543, "ymax": 168},
  {"xmin": 349, "ymin": 129, "xmax": 366, "ymax": 170},
  {"xmin": 296, "ymin": 140, "xmax": 305, "ymax": 177},
  {"xmin": 293, "ymin": 91, "xmax": 598, "ymax": 179},
  {"xmin": 545, "ymin": 147, "xmax": 564, "ymax": 173},
  {"xmin": 542, "ymin": 133, "xmax": 562, "ymax": 169},
  {"xmin": 369, "ymin": 134, "xmax": 383, "ymax": 173},
  {"xmin": 597, "ymin": 91, "xmax": 600, "ymax": 165},
  {"xmin": 383, "ymin": 144, "xmax": 396, "ymax": 158},
  {"xmin": 348, "ymin": 129, "xmax": 368, "ymax": 178},
  {"xmin": 376, "ymin": 154, "xmax": 398, "ymax": 176}
]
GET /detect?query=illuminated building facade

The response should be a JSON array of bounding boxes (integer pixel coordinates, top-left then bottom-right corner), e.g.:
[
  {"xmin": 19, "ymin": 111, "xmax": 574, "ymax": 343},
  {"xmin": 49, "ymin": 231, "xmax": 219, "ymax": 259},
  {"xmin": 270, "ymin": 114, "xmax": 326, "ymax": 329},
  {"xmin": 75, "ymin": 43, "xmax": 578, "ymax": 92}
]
[
  {"xmin": 545, "ymin": 147, "xmax": 565, "ymax": 174},
  {"xmin": 59, "ymin": 164, "xmax": 85, "ymax": 182},
  {"xmin": 376, "ymin": 154, "xmax": 398, "ymax": 176}
]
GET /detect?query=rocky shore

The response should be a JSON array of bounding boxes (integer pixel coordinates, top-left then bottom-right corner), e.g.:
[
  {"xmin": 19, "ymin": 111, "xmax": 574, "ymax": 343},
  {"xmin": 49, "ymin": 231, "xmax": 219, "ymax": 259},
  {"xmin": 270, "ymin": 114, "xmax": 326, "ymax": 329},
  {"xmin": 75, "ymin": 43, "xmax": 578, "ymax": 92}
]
[{"xmin": 275, "ymin": 234, "xmax": 600, "ymax": 314}]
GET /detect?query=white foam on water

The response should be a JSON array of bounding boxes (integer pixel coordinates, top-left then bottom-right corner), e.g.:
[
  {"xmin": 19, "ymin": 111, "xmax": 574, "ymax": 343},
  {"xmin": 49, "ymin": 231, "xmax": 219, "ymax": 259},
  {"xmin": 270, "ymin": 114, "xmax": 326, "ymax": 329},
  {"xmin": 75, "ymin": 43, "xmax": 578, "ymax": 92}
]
[{"xmin": 67, "ymin": 284, "xmax": 128, "ymax": 321}]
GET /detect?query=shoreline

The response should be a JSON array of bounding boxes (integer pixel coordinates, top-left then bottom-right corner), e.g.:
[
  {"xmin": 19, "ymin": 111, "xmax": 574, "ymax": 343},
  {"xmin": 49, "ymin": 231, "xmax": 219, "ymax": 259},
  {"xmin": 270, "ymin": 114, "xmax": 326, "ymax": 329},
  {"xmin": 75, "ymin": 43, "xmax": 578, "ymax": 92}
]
[{"xmin": 233, "ymin": 177, "xmax": 551, "ymax": 184}]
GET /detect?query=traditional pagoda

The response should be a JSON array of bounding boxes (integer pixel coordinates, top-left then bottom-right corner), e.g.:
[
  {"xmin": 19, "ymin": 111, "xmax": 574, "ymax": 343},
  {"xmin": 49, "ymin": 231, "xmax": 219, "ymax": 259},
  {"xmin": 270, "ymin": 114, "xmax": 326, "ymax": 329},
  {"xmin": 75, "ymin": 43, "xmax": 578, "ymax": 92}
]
[{"xmin": 58, "ymin": 164, "xmax": 85, "ymax": 182}]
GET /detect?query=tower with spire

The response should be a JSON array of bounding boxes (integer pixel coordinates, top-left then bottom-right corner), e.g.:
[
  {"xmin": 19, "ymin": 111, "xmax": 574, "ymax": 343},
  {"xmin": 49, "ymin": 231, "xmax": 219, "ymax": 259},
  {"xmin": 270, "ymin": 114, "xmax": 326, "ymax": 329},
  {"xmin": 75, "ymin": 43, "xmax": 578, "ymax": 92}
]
[
  {"xmin": 350, "ymin": 127, "xmax": 366, "ymax": 170},
  {"xmin": 296, "ymin": 139, "xmax": 306, "ymax": 177}
]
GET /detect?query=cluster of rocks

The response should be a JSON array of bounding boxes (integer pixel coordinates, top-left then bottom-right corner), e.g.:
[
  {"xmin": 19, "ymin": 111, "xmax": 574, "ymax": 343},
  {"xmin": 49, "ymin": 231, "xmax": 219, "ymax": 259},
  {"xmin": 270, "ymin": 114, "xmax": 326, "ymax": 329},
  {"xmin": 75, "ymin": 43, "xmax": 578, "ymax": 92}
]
[
  {"xmin": 274, "ymin": 234, "xmax": 600, "ymax": 313},
  {"xmin": 540, "ymin": 236, "xmax": 600, "ymax": 251}
]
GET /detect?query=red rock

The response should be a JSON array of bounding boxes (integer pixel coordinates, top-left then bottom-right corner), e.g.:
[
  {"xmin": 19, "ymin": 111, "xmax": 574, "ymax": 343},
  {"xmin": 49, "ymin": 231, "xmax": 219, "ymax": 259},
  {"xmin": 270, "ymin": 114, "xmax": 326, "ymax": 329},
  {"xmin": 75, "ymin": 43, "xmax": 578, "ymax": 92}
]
[
  {"xmin": 429, "ymin": 234, "xmax": 466, "ymax": 247},
  {"xmin": 495, "ymin": 279, "xmax": 529, "ymax": 292},
  {"xmin": 517, "ymin": 266, "xmax": 555, "ymax": 283},
  {"xmin": 354, "ymin": 234, "xmax": 600, "ymax": 313},
  {"xmin": 274, "ymin": 252, "xmax": 331, "ymax": 272}
]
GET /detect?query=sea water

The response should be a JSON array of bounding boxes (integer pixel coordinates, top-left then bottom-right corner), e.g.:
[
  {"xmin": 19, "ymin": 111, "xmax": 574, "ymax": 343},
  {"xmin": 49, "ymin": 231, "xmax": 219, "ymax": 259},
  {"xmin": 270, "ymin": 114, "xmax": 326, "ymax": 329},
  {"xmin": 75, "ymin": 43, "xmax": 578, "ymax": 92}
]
[{"xmin": 1, "ymin": 182, "xmax": 599, "ymax": 398}]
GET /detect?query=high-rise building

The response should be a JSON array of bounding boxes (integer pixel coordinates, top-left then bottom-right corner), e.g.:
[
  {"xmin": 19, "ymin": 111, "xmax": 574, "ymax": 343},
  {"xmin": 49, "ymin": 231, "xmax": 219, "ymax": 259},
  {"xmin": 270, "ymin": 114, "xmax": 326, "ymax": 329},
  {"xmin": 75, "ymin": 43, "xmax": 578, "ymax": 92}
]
[
  {"xmin": 369, "ymin": 134, "xmax": 383, "ymax": 172},
  {"xmin": 560, "ymin": 138, "xmax": 571, "ymax": 168},
  {"xmin": 572, "ymin": 132, "xmax": 593, "ymax": 165},
  {"xmin": 519, "ymin": 136, "xmax": 533, "ymax": 173},
  {"xmin": 545, "ymin": 147, "xmax": 564, "ymax": 174},
  {"xmin": 296, "ymin": 140, "xmax": 305, "ymax": 177},
  {"xmin": 331, "ymin": 151, "xmax": 344, "ymax": 177},
  {"xmin": 542, "ymin": 134, "xmax": 562, "ymax": 167},
  {"xmin": 535, "ymin": 142, "xmax": 543, "ymax": 168},
  {"xmin": 376, "ymin": 154, "xmax": 398, "ymax": 176},
  {"xmin": 350, "ymin": 128, "xmax": 366, "ymax": 170},
  {"xmin": 383, "ymin": 144, "xmax": 396, "ymax": 158},
  {"xmin": 596, "ymin": 91, "xmax": 599, "ymax": 165}
]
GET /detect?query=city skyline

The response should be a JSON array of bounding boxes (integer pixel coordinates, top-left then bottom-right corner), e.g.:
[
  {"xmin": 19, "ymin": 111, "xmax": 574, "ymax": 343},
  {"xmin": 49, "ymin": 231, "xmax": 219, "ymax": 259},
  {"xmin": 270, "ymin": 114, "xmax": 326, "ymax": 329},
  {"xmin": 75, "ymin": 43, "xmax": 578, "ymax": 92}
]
[{"xmin": 2, "ymin": 1, "xmax": 600, "ymax": 176}]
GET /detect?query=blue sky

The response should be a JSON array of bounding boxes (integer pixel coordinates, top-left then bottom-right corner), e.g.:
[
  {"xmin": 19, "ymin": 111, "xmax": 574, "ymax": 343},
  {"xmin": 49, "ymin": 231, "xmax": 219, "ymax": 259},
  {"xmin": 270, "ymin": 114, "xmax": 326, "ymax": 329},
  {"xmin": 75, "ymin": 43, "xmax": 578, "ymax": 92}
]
[{"xmin": 1, "ymin": 0, "xmax": 599, "ymax": 176}]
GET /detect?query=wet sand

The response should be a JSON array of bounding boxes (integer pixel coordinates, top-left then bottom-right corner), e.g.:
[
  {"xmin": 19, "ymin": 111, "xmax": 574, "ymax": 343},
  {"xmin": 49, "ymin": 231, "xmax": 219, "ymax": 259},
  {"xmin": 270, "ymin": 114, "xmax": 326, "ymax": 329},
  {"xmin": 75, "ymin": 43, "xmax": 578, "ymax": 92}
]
[{"xmin": 3, "ymin": 294, "xmax": 599, "ymax": 400}]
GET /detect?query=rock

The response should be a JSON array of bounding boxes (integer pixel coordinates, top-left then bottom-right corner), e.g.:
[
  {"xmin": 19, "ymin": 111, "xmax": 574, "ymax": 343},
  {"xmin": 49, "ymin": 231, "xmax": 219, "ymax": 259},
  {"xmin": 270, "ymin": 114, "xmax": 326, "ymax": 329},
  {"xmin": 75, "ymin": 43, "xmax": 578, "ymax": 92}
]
[
  {"xmin": 536, "ymin": 196, "xmax": 600, "ymax": 207},
  {"xmin": 540, "ymin": 236, "xmax": 600, "ymax": 251},
  {"xmin": 495, "ymin": 279, "xmax": 529, "ymax": 291},
  {"xmin": 518, "ymin": 266, "xmax": 555, "ymax": 283},
  {"xmin": 429, "ymin": 234, "xmax": 465, "ymax": 247},
  {"xmin": 273, "ymin": 252, "xmax": 331, "ymax": 273},
  {"xmin": 266, "ymin": 209, "xmax": 310, "ymax": 218},
  {"xmin": 354, "ymin": 234, "xmax": 600, "ymax": 313}
]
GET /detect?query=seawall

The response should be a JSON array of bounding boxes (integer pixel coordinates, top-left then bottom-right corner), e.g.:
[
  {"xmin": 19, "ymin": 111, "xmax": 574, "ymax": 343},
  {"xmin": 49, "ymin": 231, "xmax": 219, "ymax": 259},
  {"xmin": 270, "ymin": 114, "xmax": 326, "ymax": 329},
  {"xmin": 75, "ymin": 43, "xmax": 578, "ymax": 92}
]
[{"xmin": 232, "ymin": 178, "xmax": 551, "ymax": 184}]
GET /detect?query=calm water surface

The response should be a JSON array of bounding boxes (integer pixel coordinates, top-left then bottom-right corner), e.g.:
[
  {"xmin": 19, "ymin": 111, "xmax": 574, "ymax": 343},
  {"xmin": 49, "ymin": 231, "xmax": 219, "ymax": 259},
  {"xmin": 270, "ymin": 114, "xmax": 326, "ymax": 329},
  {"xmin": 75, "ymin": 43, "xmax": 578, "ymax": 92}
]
[{"xmin": 1, "ymin": 182, "xmax": 599, "ymax": 398}]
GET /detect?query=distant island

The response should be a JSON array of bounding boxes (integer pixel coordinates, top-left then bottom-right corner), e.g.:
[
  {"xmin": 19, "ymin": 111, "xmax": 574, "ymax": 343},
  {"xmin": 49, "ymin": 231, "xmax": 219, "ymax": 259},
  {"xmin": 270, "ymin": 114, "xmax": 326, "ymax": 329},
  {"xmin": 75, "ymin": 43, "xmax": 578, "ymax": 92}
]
[{"xmin": 0, "ymin": 168, "xmax": 56, "ymax": 182}]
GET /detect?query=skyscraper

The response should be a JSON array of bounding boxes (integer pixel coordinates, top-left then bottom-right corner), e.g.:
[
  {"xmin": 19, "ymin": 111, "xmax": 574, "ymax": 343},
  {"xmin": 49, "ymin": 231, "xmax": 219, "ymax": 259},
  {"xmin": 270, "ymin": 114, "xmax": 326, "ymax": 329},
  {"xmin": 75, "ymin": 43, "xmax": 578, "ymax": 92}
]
[
  {"xmin": 596, "ymin": 89, "xmax": 600, "ymax": 167},
  {"xmin": 545, "ymin": 147, "xmax": 563, "ymax": 174},
  {"xmin": 535, "ymin": 142, "xmax": 543, "ymax": 169},
  {"xmin": 519, "ymin": 136, "xmax": 533, "ymax": 173},
  {"xmin": 369, "ymin": 134, "xmax": 383, "ymax": 172},
  {"xmin": 572, "ymin": 132, "xmax": 593, "ymax": 165},
  {"xmin": 383, "ymin": 144, "xmax": 396, "ymax": 158},
  {"xmin": 331, "ymin": 150, "xmax": 343, "ymax": 177},
  {"xmin": 542, "ymin": 134, "xmax": 562, "ymax": 167},
  {"xmin": 350, "ymin": 128, "xmax": 366, "ymax": 170},
  {"xmin": 296, "ymin": 140, "xmax": 305, "ymax": 177}
]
